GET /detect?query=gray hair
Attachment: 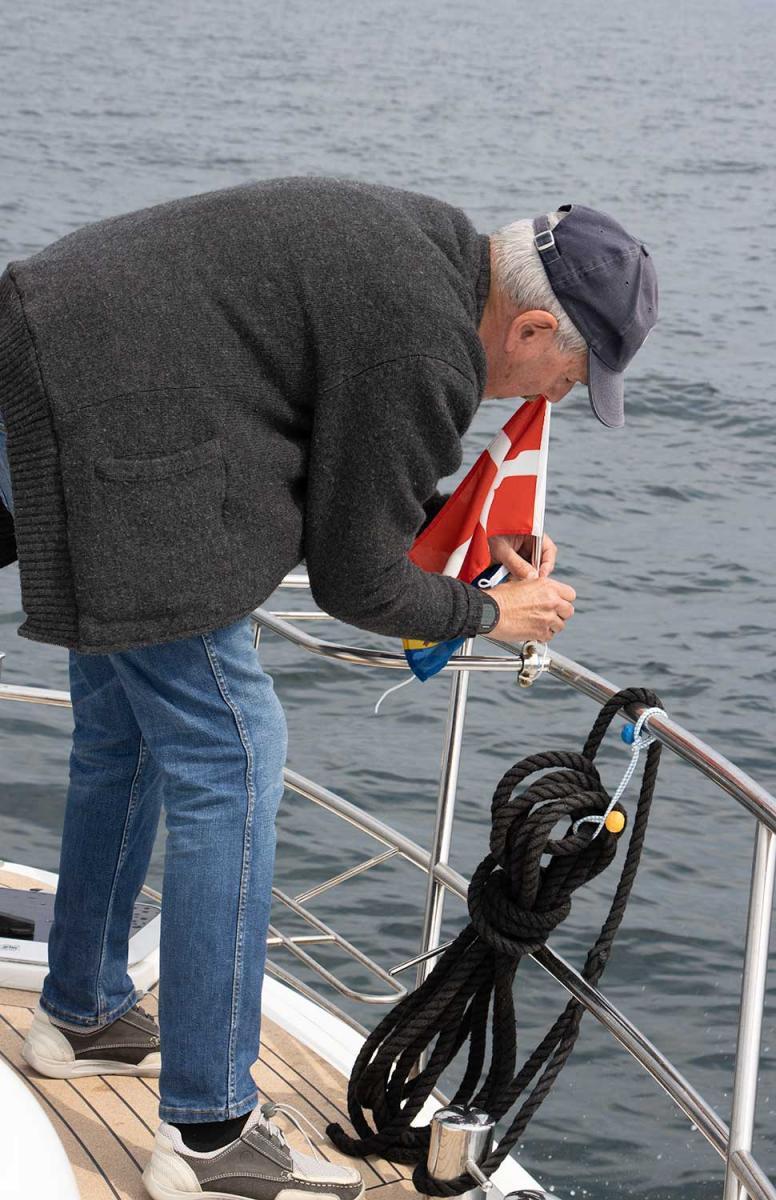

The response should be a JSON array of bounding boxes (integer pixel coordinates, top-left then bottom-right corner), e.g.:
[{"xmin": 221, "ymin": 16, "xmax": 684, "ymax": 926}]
[{"xmin": 489, "ymin": 211, "xmax": 586, "ymax": 355}]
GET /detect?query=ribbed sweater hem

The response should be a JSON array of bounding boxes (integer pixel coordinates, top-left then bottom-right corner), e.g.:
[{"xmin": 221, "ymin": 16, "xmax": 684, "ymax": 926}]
[{"xmin": 0, "ymin": 269, "xmax": 81, "ymax": 648}]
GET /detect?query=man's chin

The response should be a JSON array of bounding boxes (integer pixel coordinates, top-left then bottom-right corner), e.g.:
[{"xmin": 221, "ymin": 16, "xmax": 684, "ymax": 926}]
[{"xmin": 492, "ymin": 392, "xmax": 541, "ymax": 402}]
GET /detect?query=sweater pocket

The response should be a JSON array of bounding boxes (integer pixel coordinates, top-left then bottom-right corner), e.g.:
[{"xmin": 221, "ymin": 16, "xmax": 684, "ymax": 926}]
[
  {"xmin": 95, "ymin": 437, "xmax": 223, "ymax": 484},
  {"xmin": 81, "ymin": 437, "xmax": 228, "ymax": 625}
]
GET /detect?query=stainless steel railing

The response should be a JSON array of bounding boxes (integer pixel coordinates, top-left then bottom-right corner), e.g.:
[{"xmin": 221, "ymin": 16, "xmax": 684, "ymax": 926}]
[
  {"xmin": 253, "ymin": 576, "xmax": 775, "ymax": 1200},
  {"xmin": 1, "ymin": 574, "xmax": 773, "ymax": 1200}
]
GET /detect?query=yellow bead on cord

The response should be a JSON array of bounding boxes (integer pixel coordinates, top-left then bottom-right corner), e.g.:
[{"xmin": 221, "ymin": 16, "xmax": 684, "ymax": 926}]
[{"xmin": 572, "ymin": 705, "xmax": 667, "ymax": 840}]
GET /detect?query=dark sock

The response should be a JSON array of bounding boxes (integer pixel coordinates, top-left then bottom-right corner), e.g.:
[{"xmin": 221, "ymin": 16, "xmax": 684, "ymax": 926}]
[{"xmin": 173, "ymin": 1111, "xmax": 252, "ymax": 1152}]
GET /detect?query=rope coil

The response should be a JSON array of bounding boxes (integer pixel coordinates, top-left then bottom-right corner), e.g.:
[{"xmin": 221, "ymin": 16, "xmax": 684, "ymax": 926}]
[{"xmin": 326, "ymin": 688, "xmax": 664, "ymax": 1194}]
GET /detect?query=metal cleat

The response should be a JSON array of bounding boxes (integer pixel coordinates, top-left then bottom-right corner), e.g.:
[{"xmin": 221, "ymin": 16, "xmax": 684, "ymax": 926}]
[{"xmin": 427, "ymin": 1106, "xmax": 496, "ymax": 1200}]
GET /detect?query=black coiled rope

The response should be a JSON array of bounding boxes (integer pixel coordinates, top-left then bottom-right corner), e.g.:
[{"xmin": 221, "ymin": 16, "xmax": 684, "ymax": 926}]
[{"xmin": 327, "ymin": 687, "xmax": 663, "ymax": 1194}]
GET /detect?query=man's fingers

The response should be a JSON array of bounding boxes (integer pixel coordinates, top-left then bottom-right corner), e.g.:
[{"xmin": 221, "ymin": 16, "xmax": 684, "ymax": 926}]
[
  {"xmin": 556, "ymin": 599, "xmax": 575, "ymax": 620},
  {"xmin": 539, "ymin": 534, "xmax": 557, "ymax": 577},
  {"xmin": 499, "ymin": 547, "xmax": 538, "ymax": 580}
]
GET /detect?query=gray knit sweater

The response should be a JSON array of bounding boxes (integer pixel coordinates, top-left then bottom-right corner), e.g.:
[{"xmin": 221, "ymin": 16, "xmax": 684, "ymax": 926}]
[{"xmin": 0, "ymin": 176, "xmax": 489, "ymax": 653}]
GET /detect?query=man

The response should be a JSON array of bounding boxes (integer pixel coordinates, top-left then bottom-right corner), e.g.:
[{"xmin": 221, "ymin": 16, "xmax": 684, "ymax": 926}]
[{"xmin": 0, "ymin": 177, "xmax": 656, "ymax": 1200}]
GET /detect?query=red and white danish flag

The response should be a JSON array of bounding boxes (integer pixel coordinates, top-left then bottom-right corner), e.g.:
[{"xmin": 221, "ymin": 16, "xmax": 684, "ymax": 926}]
[{"xmin": 409, "ymin": 397, "xmax": 550, "ymax": 583}]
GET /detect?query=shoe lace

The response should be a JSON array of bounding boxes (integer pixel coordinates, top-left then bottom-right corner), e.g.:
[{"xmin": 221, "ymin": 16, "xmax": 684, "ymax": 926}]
[
  {"xmin": 131, "ymin": 994, "xmax": 158, "ymax": 1023},
  {"xmin": 260, "ymin": 1100, "xmax": 325, "ymax": 1161}
]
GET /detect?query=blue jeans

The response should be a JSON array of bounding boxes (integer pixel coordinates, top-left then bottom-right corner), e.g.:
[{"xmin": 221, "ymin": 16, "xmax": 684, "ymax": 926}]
[{"xmin": 0, "ymin": 420, "xmax": 288, "ymax": 1122}]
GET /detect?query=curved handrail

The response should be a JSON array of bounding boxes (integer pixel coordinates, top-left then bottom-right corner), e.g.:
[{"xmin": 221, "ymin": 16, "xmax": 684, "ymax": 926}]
[
  {"xmin": 544, "ymin": 649, "xmax": 776, "ymax": 835},
  {"xmin": 253, "ymin": 605, "xmax": 776, "ymax": 835},
  {"xmin": 252, "ymin": 608, "xmax": 524, "ymax": 672}
]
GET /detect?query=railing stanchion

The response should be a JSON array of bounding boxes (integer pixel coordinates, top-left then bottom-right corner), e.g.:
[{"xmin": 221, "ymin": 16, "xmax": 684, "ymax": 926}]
[
  {"xmin": 723, "ymin": 824, "xmax": 776, "ymax": 1200},
  {"xmin": 415, "ymin": 638, "xmax": 474, "ymax": 996}
]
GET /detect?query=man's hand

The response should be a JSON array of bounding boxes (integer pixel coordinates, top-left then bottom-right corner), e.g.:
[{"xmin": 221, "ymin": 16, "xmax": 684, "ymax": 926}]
[
  {"xmin": 487, "ymin": 576, "xmax": 576, "ymax": 643},
  {"xmin": 487, "ymin": 532, "xmax": 557, "ymax": 580}
]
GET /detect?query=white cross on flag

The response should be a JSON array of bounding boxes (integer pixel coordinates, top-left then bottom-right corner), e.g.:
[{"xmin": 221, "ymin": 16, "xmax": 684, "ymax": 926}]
[{"xmin": 409, "ymin": 397, "xmax": 550, "ymax": 582}]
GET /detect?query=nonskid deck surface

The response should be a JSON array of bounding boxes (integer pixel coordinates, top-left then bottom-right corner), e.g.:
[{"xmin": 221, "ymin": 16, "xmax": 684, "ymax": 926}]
[
  {"xmin": 0, "ymin": 981, "xmax": 416, "ymax": 1200},
  {"xmin": 0, "ymin": 862, "xmax": 414, "ymax": 1198}
]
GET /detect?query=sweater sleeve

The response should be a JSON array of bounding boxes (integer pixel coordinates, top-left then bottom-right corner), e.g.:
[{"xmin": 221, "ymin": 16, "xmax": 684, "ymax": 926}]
[{"xmin": 304, "ymin": 356, "xmax": 485, "ymax": 640}]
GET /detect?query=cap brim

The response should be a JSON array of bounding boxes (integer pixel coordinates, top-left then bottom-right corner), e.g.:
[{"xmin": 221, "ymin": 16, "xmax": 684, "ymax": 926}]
[{"xmin": 588, "ymin": 348, "xmax": 625, "ymax": 428}]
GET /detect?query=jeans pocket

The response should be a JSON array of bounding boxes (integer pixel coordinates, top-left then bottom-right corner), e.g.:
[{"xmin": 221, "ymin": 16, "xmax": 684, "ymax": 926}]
[{"xmin": 81, "ymin": 437, "xmax": 229, "ymax": 623}]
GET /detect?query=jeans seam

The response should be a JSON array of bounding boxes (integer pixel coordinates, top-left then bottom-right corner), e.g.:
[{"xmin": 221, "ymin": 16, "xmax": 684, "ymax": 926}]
[
  {"xmin": 158, "ymin": 1087, "xmax": 258, "ymax": 1122},
  {"xmin": 94, "ymin": 735, "xmax": 147, "ymax": 1023},
  {"xmin": 201, "ymin": 633, "xmax": 257, "ymax": 1113},
  {"xmin": 39, "ymin": 990, "xmax": 138, "ymax": 1030}
]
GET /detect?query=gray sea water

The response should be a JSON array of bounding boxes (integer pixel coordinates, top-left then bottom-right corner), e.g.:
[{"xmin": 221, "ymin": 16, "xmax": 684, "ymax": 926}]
[{"xmin": 1, "ymin": 1, "xmax": 774, "ymax": 1196}]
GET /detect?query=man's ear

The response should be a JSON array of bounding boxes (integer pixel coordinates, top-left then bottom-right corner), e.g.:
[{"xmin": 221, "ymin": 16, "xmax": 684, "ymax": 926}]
[{"xmin": 505, "ymin": 309, "xmax": 559, "ymax": 354}]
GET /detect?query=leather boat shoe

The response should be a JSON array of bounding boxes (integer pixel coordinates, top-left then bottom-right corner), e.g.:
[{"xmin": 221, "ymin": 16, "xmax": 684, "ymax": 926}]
[
  {"xmin": 142, "ymin": 1104, "xmax": 364, "ymax": 1200},
  {"xmin": 21, "ymin": 999, "xmax": 161, "ymax": 1078}
]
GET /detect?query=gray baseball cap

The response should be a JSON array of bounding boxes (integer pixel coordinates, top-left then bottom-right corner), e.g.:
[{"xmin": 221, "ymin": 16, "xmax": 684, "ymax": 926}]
[{"xmin": 532, "ymin": 205, "xmax": 658, "ymax": 428}]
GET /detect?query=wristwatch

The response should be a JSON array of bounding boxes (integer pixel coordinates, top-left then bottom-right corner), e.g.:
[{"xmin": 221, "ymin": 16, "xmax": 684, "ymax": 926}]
[{"xmin": 477, "ymin": 593, "xmax": 500, "ymax": 635}]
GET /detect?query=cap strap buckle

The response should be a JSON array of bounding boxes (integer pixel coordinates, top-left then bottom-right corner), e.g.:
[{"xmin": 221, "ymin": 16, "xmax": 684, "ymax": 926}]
[{"xmin": 532, "ymin": 214, "xmax": 561, "ymax": 263}]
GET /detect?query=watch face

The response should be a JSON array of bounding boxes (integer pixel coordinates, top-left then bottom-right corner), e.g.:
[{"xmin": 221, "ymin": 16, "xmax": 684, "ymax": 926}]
[{"xmin": 480, "ymin": 595, "xmax": 499, "ymax": 633}]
